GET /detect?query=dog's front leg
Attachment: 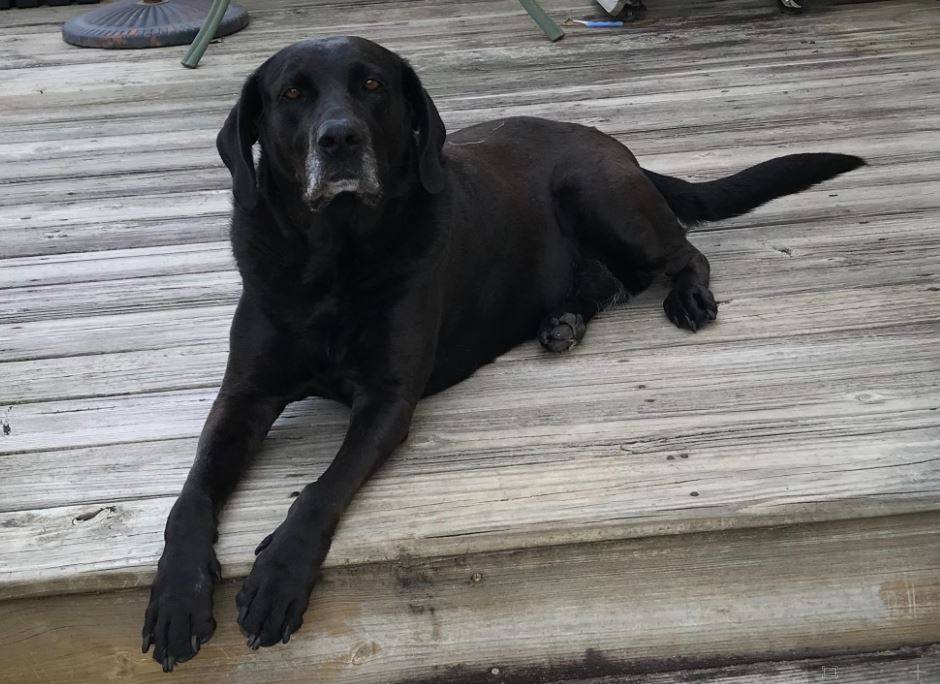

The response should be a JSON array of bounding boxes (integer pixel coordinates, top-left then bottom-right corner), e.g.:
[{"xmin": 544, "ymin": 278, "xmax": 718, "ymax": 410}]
[
  {"xmin": 236, "ymin": 392, "xmax": 416, "ymax": 648},
  {"xmin": 142, "ymin": 387, "xmax": 285, "ymax": 671}
]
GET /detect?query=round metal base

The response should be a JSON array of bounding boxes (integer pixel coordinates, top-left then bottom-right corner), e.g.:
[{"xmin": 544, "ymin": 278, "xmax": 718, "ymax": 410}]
[{"xmin": 62, "ymin": 0, "xmax": 249, "ymax": 49}]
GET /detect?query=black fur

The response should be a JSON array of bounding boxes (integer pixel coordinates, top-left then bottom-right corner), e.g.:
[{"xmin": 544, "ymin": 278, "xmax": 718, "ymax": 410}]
[
  {"xmin": 643, "ymin": 153, "xmax": 865, "ymax": 225},
  {"xmin": 141, "ymin": 37, "xmax": 865, "ymax": 671}
]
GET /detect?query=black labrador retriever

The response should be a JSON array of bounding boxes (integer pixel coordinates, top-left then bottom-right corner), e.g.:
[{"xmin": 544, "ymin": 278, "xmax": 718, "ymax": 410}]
[{"xmin": 142, "ymin": 36, "xmax": 863, "ymax": 670}]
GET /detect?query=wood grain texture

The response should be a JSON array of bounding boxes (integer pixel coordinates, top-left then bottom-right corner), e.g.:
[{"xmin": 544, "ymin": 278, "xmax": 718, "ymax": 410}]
[
  {"xmin": 0, "ymin": 513, "xmax": 937, "ymax": 683},
  {"xmin": 550, "ymin": 645, "xmax": 940, "ymax": 683},
  {"xmin": 0, "ymin": 0, "xmax": 939, "ymax": 679}
]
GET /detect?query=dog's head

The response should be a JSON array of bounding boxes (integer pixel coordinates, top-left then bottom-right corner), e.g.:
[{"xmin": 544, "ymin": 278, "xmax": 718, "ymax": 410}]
[{"xmin": 217, "ymin": 37, "xmax": 446, "ymax": 213}]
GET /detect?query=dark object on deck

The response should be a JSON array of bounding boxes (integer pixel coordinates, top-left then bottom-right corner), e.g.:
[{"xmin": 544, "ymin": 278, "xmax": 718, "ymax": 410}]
[
  {"xmin": 61, "ymin": 0, "xmax": 248, "ymax": 50},
  {"xmin": 1, "ymin": 0, "xmax": 98, "ymax": 7},
  {"xmin": 613, "ymin": 0, "xmax": 647, "ymax": 21},
  {"xmin": 596, "ymin": 0, "xmax": 646, "ymax": 21}
]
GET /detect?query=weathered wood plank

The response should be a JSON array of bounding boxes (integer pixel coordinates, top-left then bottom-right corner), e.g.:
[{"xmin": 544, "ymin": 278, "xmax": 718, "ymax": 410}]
[
  {"xmin": 2, "ymin": 81, "xmax": 936, "ymax": 170},
  {"xmin": 2, "ymin": 204, "xmax": 938, "ymax": 323},
  {"xmin": 4, "ymin": 133, "xmax": 938, "ymax": 257},
  {"xmin": 0, "ymin": 304, "xmax": 233, "ymax": 362},
  {"xmin": 2, "ymin": 331, "xmax": 937, "ymax": 598},
  {"xmin": 1, "ymin": 0, "xmax": 935, "ymax": 81},
  {"xmin": 0, "ymin": 270, "xmax": 241, "ymax": 324},
  {"xmin": 550, "ymin": 646, "xmax": 940, "ymax": 684},
  {"xmin": 2, "ymin": 280, "xmax": 937, "ymax": 415},
  {"xmin": 1, "ymin": 416, "xmax": 937, "ymax": 600},
  {"xmin": 0, "ymin": 242, "xmax": 232, "ymax": 290},
  {"xmin": 3, "ymin": 83, "xmax": 936, "ymax": 176},
  {"xmin": 1, "ymin": 268, "xmax": 936, "ymax": 364},
  {"xmin": 2, "ymin": 3, "xmax": 937, "ymax": 148},
  {"xmin": 3, "ymin": 311, "xmax": 938, "ymax": 450},
  {"xmin": 0, "ymin": 513, "xmax": 937, "ymax": 683},
  {"xmin": 1, "ymin": 405, "xmax": 935, "ymax": 517}
]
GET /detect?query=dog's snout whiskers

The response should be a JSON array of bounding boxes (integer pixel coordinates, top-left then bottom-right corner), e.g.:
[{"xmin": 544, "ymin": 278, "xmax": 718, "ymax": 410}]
[{"xmin": 302, "ymin": 139, "xmax": 382, "ymax": 210}]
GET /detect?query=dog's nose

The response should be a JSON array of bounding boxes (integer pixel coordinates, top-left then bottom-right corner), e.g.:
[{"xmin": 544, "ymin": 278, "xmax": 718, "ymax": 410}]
[{"xmin": 317, "ymin": 120, "xmax": 363, "ymax": 156}]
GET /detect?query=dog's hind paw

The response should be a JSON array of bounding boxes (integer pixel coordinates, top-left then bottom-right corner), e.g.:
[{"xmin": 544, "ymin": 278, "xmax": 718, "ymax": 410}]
[
  {"xmin": 663, "ymin": 284, "xmax": 718, "ymax": 332},
  {"xmin": 538, "ymin": 312, "xmax": 586, "ymax": 352}
]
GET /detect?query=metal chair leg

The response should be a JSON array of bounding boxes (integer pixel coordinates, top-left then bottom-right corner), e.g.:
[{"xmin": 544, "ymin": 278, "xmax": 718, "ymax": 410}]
[
  {"xmin": 181, "ymin": 0, "xmax": 232, "ymax": 69},
  {"xmin": 519, "ymin": 0, "xmax": 565, "ymax": 42}
]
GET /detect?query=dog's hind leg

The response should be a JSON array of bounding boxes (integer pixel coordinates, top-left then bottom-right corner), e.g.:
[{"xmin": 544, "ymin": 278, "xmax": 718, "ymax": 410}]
[
  {"xmin": 662, "ymin": 242, "xmax": 717, "ymax": 332},
  {"xmin": 538, "ymin": 258, "xmax": 622, "ymax": 352},
  {"xmin": 559, "ymin": 148, "xmax": 718, "ymax": 333}
]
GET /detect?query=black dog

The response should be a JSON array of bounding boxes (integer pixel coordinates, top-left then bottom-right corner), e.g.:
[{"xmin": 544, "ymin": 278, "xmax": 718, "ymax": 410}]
[{"xmin": 142, "ymin": 36, "xmax": 863, "ymax": 670}]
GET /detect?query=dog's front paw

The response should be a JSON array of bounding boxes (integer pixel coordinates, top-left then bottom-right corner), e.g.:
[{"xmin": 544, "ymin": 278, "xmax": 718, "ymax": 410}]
[
  {"xmin": 237, "ymin": 523, "xmax": 329, "ymax": 649},
  {"xmin": 538, "ymin": 312, "xmax": 586, "ymax": 352},
  {"xmin": 664, "ymin": 284, "xmax": 718, "ymax": 332},
  {"xmin": 142, "ymin": 545, "xmax": 221, "ymax": 672}
]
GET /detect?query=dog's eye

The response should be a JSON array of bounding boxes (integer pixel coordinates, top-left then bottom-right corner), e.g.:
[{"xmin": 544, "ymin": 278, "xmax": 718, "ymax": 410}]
[
  {"xmin": 364, "ymin": 79, "xmax": 382, "ymax": 92},
  {"xmin": 282, "ymin": 87, "xmax": 303, "ymax": 100}
]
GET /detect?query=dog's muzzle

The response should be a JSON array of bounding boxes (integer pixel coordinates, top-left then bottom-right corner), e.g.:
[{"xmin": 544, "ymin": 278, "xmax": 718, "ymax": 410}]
[{"xmin": 302, "ymin": 119, "xmax": 382, "ymax": 210}]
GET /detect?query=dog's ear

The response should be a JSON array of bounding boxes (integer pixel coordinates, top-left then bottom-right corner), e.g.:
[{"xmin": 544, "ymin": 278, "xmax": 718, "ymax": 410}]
[
  {"xmin": 402, "ymin": 61, "xmax": 446, "ymax": 194},
  {"xmin": 217, "ymin": 71, "xmax": 262, "ymax": 211}
]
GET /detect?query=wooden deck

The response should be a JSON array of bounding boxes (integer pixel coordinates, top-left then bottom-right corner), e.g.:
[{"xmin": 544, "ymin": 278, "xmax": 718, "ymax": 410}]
[{"xmin": 1, "ymin": 0, "xmax": 939, "ymax": 681}]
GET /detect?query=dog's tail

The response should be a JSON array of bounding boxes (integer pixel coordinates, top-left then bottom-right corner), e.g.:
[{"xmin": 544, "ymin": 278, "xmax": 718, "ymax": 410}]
[{"xmin": 642, "ymin": 153, "xmax": 865, "ymax": 226}]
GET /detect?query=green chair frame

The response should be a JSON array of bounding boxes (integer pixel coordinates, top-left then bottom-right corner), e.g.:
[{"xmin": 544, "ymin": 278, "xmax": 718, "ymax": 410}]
[
  {"xmin": 181, "ymin": 0, "xmax": 232, "ymax": 68},
  {"xmin": 181, "ymin": 0, "xmax": 563, "ymax": 69}
]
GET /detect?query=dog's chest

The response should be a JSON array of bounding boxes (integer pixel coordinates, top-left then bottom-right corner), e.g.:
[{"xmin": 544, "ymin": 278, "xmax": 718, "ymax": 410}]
[
  {"xmin": 247, "ymin": 231, "xmax": 421, "ymax": 400},
  {"xmin": 268, "ymin": 272, "xmax": 378, "ymax": 400}
]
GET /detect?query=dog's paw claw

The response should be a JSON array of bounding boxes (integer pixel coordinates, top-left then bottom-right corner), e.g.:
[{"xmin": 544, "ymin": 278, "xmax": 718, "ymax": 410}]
[
  {"xmin": 664, "ymin": 285, "xmax": 718, "ymax": 332},
  {"xmin": 538, "ymin": 312, "xmax": 586, "ymax": 352}
]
